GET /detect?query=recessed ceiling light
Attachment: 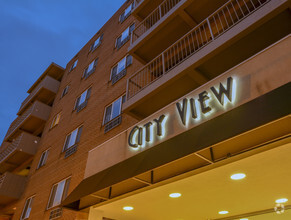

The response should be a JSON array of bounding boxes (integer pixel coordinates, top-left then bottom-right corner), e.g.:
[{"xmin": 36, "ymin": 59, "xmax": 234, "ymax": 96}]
[
  {"xmin": 240, "ymin": 218, "xmax": 248, "ymax": 220},
  {"xmin": 123, "ymin": 206, "xmax": 134, "ymax": 211},
  {"xmin": 230, "ymin": 173, "xmax": 246, "ymax": 180},
  {"xmin": 169, "ymin": 193, "xmax": 181, "ymax": 198},
  {"xmin": 218, "ymin": 211, "xmax": 229, "ymax": 215},
  {"xmin": 276, "ymin": 198, "xmax": 288, "ymax": 203}
]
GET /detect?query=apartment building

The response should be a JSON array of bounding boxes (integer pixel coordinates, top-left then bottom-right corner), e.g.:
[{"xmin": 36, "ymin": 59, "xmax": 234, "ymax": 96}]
[{"xmin": 0, "ymin": 0, "xmax": 290, "ymax": 219}]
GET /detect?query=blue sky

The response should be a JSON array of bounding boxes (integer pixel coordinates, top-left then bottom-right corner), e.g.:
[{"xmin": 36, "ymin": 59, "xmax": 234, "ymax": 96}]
[{"xmin": 0, "ymin": 0, "xmax": 125, "ymax": 143}]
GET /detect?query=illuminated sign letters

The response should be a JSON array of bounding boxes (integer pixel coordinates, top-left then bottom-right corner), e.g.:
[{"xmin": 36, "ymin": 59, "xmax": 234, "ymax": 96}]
[
  {"xmin": 176, "ymin": 77, "xmax": 234, "ymax": 125},
  {"xmin": 128, "ymin": 77, "xmax": 236, "ymax": 148},
  {"xmin": 128, "ymin": 115, "xmax": 166, "ymax": 148}
]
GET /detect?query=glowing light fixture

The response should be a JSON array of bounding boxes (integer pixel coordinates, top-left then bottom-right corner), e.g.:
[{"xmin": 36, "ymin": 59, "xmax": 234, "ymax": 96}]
[
  {"xmin": 169, "ymin": 193, "xmax": 181, "ymax": 198},
  {"xmin": 276, "ymin": 198, "xmax": 288, "ymax": 203},
  {"xmin": 219, "ymin": 211, "xmax": 229, "ymax": 214},
  {"xmin": 240, "ymin": 218, "xmax": 248, "ymax": 220},
  {"xmin": 123, "ymin": 206, "xmax": 134, "ymax": 211},
  {"xmin": 230, "ymin": 173, "xmax": 246, "ymax": 180}
]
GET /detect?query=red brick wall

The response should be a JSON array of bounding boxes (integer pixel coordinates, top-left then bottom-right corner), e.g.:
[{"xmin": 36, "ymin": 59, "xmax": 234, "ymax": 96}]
[{"xmin": 10, "ymin": 1, "xmax": 142, "ymax": 219}]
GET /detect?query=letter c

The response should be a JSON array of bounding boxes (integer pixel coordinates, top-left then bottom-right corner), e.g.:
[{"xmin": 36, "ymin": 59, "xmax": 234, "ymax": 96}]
[{"xmin": 128, "ymin": 126, "xmax": 139, "ymax": 148}]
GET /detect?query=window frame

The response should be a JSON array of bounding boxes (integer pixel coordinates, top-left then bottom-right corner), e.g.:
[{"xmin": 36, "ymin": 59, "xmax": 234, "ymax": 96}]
[
  {"xmin": 50, "ymin": 112, "xmax": 61, "ymax": 129},
  {"xmin": 37, "ymin": 149, "xmax": 49, "ymax": 169},
  {"xmin": 69, "ymin": 59, "xmax": 78, "ymax": 72},
  {"xmin": 90, "ymin": 34, "xmax": 103, "ymax": 52},
  {"xmin": 20, "ymin": 195, "xmax": 35, "ymax": 220},
  {"xmin": 47, "ymin": 177, "xmax": 71, "ymax": 210},
  {"xmin": 74, "ymin": 87, "xmax": 92, "ymax": 112},
  {"xmin": 119, "ymin": 3, "xmax": 134, "ymax": 23},
  {"xmin": 62, "ymin": 126, "xmax": 83, "ymax": 152},
  {"xmin": 116, "ymin": 23, "xmax": 135, "ymax": 49},
  {"xmin": 110, "ymin": 55, "xmax": 132, "ymax": 82},
  {"xmin": 103, "ymin": 95, "xmax": 126, "ymax": 125},
  {"xmin": 83, "ymin": 58, "xmax": 98, "ymax": 79},
  {"xmin": 61, "ymin": 85, "xmax": 69, "ymax": 98}
]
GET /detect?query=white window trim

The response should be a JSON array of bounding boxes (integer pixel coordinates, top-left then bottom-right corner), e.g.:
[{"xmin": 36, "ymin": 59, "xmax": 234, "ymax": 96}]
[
  {"xmin": 117, "ymin": 57, "xmax": 127, "ymax": 74},
  {"xmin": 116, "ymin": 29, "xmax": 127, "ymax": 47},
  {"xmin": 37, "ymin": 149, "xmax": 50, "ymax": 169},
  {"xmin": 62, "ymin": 125, "xmax": 83, "ymax": 152},
  {"xmin": 74, "ymin": 87, "xmax": 91, "ymax": 111},
  {"xmin": 110, "ymin": 55, "xmax": 132, "ymax": 80},
  {"xmin": 70, "ymin": 60, "xmax": 78, "ymax": 71},
  {"xmin": 91, "ymin": 35, "xmax": 103, "ymax": 51},
  {"xmin": 116, "ymin": 23, "xmax": 135, "ymax": 49},
  {"xmin": 103, "ymin": 95, "xmax": 125, "ymax": 125},
  {"xmin": 50, "ymin": 112, "xmax": 61, "ymax": 129},
  {"xmin": 119, "ymin": 3, "xmax": 133, "ymax": 22},
  {"xmin": 47, "ymin": 177, "xmax": 71, "ymax": 210},
  {"xmin": 20, "ymin": 195, "xmax": 35, "ymax": 220},
  {"xmin": 83, "ymin": 59, "xmax": 98, "ymax": 79},
  {"xmin": 61, "ymin": 84, "xmax": 70, "ymax": 98},
  {"xmin": 93, "ymin": 37, "xmax": 100, "ymax": 47},
  {"xmin": 121, "ymin": 27, "xmax": 130, "ymax": 42}
]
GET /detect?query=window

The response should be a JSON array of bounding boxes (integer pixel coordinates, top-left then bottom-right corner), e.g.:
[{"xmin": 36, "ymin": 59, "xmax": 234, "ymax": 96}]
[
  {"xmin": 37, "ymin": 149, "xmax": 49, "ymax": 169},
  {"xmin": 63, "ymin": 126, "xmax": 83, "ymax": 152},
  {"xmin": 103, "ymin": 95, "xmax": 126, "ymax": 125},
  {"xmin": 74, "ymin": 88, "xmax": 92, "ymax": 112},
  {"xmin": 70, "ymin": 60, "xmax": 78, "ymax": 71},
  {"xmin": 116, "ymin": 24, "xmax": 135, "ymax": 49},
  {"xmin": 103, "ymin": 95, "xmax": 125, "ymax": 133},
  {"xmin": 61, "ymin": 85, "xmax": 69, "ymax": 98},
  {"xmin": 47, "ymin": 177, "xmax": 70, "ymax": 209},
  {"xmin": 119, "ymin": 3, "xmax": 134, "ymax": 23},
  {"xmin": 90, "ymin": 35, "xmax": 103, "ymax": 51},
  {"xmin": 83, "ymin": 59, "xmax": 98, "ymax": 79},
  {"xmin": 21, "ymin": 196, "xmax": 34, "ymax": 220},
  {"xmin": 111, "ymin": 55, "xmax": 132, "ymax": 84},
  {"xmin": 50, "ymin": 113, "xmax": 61, "ymax": 129}
]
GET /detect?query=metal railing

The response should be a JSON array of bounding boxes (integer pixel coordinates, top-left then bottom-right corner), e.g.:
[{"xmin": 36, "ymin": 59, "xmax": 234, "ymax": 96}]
[
  {"xmin": 104, "ymin": 115, "xmax": 122, "ymax": 133},
  {"xmin": 0, "ymin": 143, "xmax": 17, "ymax": 164},
  {"xmin": 127, "ymin": 0, "xmax": 269, "ymax": 99},
  {"xmin": 132, "ymin": 0, "xmax": 182, "ymax": 44}
]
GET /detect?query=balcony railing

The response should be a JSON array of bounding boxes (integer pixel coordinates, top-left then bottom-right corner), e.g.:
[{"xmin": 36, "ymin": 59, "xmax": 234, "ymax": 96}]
[
  {"xmin": 104, "ymin": 115, "xmax": 122, "ymax": 133},
  {"xmin": 18, "ymin": 76, "xmax": 60, "ymax": 115},
  {"xmin": 127, "ymin": 0, "xmax": 269, "ymax": 99},
  {"xmin": 0, "ymin": 143, "xmax": 16, "ymax": 165},
  {"xmin": 132, "ymin": 0, "xmax": 182, "ymax": 44}
]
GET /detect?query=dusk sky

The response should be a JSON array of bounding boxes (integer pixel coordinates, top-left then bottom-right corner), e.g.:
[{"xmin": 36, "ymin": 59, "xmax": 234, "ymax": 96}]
[{"xmin": 0, "ymin": 0, "xmax": 125, "ymax": 143}]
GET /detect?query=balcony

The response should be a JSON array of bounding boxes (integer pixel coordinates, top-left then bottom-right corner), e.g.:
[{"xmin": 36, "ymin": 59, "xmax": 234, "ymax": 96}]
[
  {"xmin": 124, "ymin": 0, "xmax": 291, "ymax": 118},
  {"xmin": 4, "ymin": 101, "xmax": 52, "ymax": 142},
  {"xmin": 132, "ymin": 0, "xmax": 165, "ymax": 20},
  {"xmin": 130, "ymin": 0, "xmax": 235, "ymax": 62},
  {"xmin": 0, "ymin": 132, "xmax": 40, "ymax": 174},
  {"xmin": 18, "ymin": 76, "xmax": 60, "ymax": 115},
  {"xmin": 0, "ymin": 172, "xmax": 27, "ymax": 205}
]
